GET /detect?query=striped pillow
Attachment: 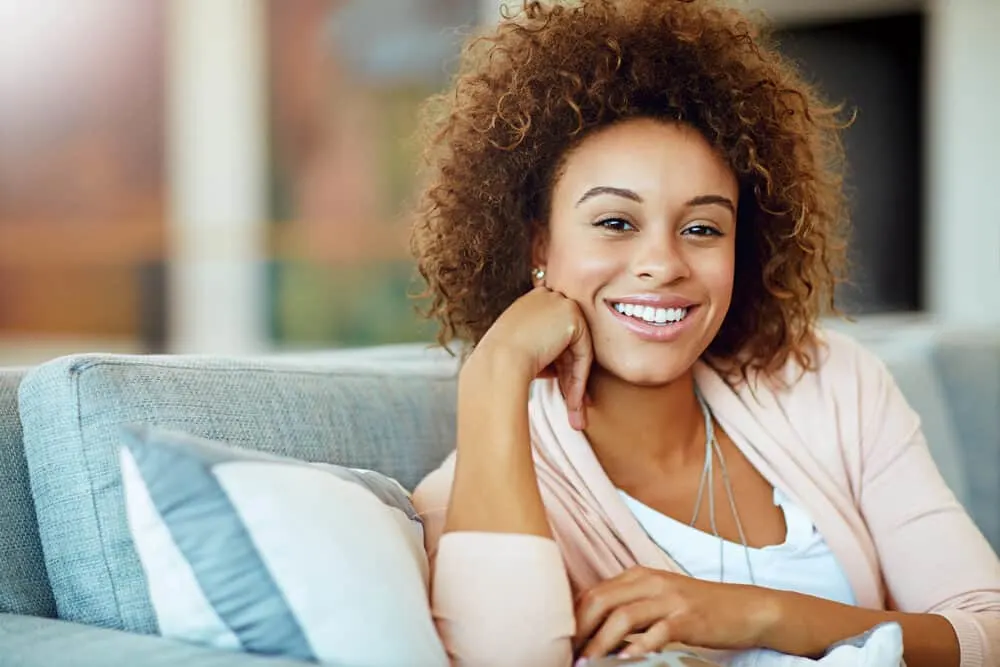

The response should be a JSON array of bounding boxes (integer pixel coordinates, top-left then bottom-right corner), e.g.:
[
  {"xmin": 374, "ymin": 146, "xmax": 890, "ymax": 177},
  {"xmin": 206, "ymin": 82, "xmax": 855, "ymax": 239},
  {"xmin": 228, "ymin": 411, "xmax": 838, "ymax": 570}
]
[{"xmin": 119, "ymin": 425, "xmax": 448, "ymax": 667}]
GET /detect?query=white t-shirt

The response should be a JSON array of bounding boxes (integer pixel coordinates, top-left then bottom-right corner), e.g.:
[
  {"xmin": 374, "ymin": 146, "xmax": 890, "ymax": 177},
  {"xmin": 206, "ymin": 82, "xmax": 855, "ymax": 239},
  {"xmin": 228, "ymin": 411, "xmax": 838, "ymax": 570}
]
[{"xmin": 620, "ymin": 487, "xmax": 857, "ymax": 606}]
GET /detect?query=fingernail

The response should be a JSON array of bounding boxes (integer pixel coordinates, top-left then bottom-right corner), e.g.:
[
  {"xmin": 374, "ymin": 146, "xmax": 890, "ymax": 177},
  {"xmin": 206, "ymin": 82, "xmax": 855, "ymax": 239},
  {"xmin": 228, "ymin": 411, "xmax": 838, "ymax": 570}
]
[{"xmin": 573, "ymin": 659, "xmax": 589, "ymax": 667}]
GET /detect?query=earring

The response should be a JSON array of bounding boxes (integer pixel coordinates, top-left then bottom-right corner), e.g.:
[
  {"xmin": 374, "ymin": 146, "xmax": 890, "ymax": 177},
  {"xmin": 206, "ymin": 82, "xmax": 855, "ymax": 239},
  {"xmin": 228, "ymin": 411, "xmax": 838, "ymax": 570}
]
[{"xmin": 532, "ymin": 267, "xmax": 546, "ymax": 281}]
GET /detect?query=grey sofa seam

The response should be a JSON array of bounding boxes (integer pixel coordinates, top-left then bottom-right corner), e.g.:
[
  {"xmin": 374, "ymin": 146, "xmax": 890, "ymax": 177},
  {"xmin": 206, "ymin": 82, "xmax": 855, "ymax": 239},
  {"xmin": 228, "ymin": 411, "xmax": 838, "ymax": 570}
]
[
  {"xmin": 66, "ymin": 358, "xmax": 457, "ymax": 381},
  {"xmin": 71, "ymin": 363, "xmax": 131, "ymax": 629}
]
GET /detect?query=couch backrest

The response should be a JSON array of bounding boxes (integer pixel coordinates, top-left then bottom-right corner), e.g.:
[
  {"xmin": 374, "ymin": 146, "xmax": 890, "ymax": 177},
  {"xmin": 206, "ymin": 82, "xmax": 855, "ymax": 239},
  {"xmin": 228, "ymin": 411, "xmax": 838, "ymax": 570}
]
[
  {"xmin": 0, "ymin": 367, "xmax": 57, "ymax": 618},
  {"xmin": 5, "ymin": 329, "xmax": 997, "ymax": 631},
  {"xmin": 18, "ymin": 345, "xmax": 459, "ymax": 632}
]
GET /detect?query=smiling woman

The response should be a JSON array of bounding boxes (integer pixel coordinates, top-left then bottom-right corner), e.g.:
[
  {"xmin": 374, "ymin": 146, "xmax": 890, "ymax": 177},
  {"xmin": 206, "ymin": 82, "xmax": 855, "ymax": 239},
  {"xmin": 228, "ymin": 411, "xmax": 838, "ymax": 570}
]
[
  {"xmin": 538, "ymin": 119, "xmax": 739, "ymax": 385},
  {"xmin": 408, "ymin": 1, "xmax": 1000, "ymax": 667}
]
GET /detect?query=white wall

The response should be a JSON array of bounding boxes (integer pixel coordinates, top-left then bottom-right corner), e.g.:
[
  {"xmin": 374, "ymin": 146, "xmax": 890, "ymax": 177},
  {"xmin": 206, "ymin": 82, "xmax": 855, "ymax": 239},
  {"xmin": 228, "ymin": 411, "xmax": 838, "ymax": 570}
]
[
  {"xmin": 925, "ymin": 0, "xmax": 1000, "ymax": 325},
  {"xmin": 167, "ymin": 0, "xmax": 270, "ymax": 354}
]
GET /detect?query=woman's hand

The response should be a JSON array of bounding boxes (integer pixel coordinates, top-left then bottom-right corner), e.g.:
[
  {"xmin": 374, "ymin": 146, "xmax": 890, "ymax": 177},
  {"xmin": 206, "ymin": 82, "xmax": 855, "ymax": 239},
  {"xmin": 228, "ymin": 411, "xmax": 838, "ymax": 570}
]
[
  {"xmin": 574, "ymin": 567, "xmax": 782, "ymax": 660},
  {"xmin": 472, "ymin": 286, "xmax": 594, "ymax": 430}
]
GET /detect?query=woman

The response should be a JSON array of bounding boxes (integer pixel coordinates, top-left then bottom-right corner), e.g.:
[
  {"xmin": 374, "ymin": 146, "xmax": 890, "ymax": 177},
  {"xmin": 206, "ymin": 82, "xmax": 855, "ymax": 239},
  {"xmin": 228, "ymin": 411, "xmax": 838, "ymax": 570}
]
[{"xmin": 409, "ymin": 1, "xmax": 1000, "ymax": 666}]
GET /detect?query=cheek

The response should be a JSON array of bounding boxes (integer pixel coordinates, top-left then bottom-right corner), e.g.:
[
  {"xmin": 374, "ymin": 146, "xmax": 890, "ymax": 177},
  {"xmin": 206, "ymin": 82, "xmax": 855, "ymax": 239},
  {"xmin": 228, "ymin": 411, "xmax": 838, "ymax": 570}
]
[
  {"xmin": 546, "ymin": 240, "xmax": 619, "ymax": 295},
  {"xmin": 698, "ymin": 248, "xmax": 736, "ymax": 306}
]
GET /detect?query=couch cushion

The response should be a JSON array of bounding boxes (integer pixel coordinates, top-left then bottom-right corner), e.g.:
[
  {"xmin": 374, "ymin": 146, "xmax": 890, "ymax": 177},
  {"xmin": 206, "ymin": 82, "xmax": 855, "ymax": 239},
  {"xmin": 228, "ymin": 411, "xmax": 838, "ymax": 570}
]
[
  {"xmin": 120, "ymin": 425, "xmax": 447, "ymax": 665},
  {"xmin": 0, "ymin": 367, "xmax": 57, "ymax": 617},
  {"xmin": 0, "ymin": 613, "xmax": 316, "ymax": 667},
  {"xmin": 19, "ymin": 346, "xmax": 458, "ymax": 633}
]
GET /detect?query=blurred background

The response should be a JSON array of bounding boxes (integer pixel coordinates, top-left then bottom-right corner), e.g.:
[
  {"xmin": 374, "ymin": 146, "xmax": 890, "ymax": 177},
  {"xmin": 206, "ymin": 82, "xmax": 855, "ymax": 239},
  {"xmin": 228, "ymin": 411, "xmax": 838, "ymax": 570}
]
[{"xmin": 0, "ymin": 0, "xmax": 996, "ymax": 364}]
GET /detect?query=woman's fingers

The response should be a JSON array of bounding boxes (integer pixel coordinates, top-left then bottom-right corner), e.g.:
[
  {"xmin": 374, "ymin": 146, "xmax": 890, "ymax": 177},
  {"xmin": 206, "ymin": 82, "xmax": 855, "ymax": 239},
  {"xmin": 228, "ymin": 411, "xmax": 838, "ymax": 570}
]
[
  {"xmin": 563, "ymin": 314, "xmax": 593, "ymax": 430},
  {"xmin": 618, "ymin": 619, "xmax": 673, "ymax": 658},
  {"xmin": 578, "ymin": 599, "xmax": 666, "ymax": 660},
  {"xmin": 574, "ymin": 572, "xmax": 655, "ymax": 649}
]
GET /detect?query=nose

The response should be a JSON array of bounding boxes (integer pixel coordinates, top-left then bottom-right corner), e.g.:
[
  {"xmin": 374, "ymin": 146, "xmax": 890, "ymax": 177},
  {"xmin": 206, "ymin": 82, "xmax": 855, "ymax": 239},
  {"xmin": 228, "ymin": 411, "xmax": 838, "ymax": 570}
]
[{"xmin": 630, "ymin": 231, "xmax": 691, "ymax": 285}]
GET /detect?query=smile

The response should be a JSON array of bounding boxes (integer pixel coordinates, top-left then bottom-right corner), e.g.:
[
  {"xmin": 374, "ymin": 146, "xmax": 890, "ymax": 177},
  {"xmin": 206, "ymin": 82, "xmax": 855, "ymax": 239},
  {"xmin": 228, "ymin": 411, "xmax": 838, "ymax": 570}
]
[
  {"xmin": 611, "ymin": 302, "xmax": 688, "ymax": 326},
  {"xmin": 606, "ymin": 300, "xmax": 698, "ymax": 343}
]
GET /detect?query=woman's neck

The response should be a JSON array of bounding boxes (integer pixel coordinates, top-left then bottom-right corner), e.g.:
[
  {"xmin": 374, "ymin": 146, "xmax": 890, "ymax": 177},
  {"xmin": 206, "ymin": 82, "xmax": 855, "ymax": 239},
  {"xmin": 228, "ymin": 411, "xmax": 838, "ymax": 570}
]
[{"xmin": 582, "ymin": 365, "xmax": 706, "ymax": 485}]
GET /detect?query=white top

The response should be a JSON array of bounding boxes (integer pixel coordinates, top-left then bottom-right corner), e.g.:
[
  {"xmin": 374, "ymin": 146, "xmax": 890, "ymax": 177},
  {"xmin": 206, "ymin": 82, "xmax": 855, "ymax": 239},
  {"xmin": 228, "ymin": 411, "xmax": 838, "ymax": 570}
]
[{"xmin": 620, "ymin": 487, "xmax": 857, "ymax": 606}]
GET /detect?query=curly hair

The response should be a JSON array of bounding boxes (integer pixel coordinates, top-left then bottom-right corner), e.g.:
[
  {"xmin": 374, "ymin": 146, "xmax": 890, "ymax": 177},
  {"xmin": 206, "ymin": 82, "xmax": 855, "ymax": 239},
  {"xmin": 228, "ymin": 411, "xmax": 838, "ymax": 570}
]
[{"xmin": 411, "ymin": 0, "xmax": 850, "ymax": 377}]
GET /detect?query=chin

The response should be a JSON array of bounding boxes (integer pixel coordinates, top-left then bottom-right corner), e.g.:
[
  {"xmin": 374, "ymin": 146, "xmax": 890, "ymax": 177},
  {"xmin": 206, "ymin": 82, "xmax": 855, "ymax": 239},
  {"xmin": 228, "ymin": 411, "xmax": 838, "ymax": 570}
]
[{"xmin": 595, "ymin": 351, "xmax": 696, "ymax": 387}]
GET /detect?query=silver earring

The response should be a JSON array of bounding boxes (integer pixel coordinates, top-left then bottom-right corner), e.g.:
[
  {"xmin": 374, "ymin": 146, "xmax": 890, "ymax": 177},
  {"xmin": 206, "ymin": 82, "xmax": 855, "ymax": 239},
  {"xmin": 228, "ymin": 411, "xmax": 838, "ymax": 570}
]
[{"xmin": 532, "ymin": 267, "xmax": 546, "ymax": 280}]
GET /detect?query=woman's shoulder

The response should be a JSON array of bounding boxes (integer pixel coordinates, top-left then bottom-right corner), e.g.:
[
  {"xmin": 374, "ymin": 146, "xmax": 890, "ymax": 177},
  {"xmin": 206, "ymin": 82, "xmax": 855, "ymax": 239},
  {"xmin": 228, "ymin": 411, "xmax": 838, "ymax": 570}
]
[
  {"xmin": 762, "ymin": 326, "xmax": 894, "ymax": 401},
  {"xmin": 700, "ymin": 326, "xmax": 914, "ymax": 446},
  {"xmin": 738, "ymin": 326, "xmax": 919, "ymax": 454}
]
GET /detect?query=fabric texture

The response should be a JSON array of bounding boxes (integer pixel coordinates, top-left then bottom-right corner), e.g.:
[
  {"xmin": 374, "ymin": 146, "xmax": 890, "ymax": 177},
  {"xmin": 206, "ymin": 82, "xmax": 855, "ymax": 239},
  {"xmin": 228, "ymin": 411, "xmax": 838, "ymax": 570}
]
[
  {"xmin": 414, "ymin": 329, "xmax": 1000, "ymax": 667},
  {"xmin": 120, "ymin": 424, "xmax": 448, "ymax": 667},
  {"xmin": 0, "ymin": 613, "xmax": 313, "ymax": 667},
  {"xmin": 18, "ymin": 349, "xmax": 457, "ymax": 634},
  {"xmin": 0, "ymin": 367, "xmax": 56, "ymax": 618}
]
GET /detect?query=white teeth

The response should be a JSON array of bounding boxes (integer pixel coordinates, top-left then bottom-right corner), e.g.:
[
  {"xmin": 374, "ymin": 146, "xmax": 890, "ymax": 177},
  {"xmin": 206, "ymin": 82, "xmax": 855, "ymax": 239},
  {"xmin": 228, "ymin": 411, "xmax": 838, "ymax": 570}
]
[{"xmin": 613, "ymin": 302, "xmax": 689, "ymax": 326}]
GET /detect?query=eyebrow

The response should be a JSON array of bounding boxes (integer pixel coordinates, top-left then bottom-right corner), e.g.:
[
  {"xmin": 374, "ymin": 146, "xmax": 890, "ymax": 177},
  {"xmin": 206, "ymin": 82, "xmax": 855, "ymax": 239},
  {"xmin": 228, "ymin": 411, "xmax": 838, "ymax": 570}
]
[
  {"xmin": 686, "ymin": 194, "xmax": 736, "ymax": 215},
  {"xmin": 575, "ymin": 187, "xmax": 736, "ymax": 215},
  {"xmin": 575, "ymin": 186, "xmax": 643, "ymax": 207}
]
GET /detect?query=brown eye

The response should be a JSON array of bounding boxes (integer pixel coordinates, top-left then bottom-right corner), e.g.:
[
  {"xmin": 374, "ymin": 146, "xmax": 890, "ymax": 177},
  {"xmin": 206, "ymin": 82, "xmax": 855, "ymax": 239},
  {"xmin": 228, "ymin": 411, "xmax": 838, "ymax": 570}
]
[
  {"xmin": 594, "ymin": 217, "xmax": 636, "ymax": 232},
  {"xmin": 682, "ymin": 224, "xmax": 722, "ymax": 237}
]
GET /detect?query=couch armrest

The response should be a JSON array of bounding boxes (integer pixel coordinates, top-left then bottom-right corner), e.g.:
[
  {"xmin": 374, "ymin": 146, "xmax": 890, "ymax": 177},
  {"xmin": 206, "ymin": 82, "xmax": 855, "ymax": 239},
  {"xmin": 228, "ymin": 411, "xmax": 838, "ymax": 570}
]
[{"xmin": 0, "ymin": 614, "xmax": 311, "ymax": 667}]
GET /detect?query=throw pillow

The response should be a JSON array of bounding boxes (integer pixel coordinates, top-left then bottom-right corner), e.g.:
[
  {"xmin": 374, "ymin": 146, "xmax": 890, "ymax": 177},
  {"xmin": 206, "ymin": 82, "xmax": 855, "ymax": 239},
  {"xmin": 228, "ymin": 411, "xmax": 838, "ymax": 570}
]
[{"xmin": 119, "ymin": 424, "xmax": 448, "ymax": 667}]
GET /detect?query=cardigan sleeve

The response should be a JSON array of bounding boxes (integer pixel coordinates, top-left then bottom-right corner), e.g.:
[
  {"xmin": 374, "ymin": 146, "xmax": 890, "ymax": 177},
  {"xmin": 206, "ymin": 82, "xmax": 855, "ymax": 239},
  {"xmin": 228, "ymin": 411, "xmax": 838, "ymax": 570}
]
[
  {"xmin": 412, "ymin": 453, "xmax": 576, "ymax": 667},
  {"xmin": 852, "ymin": 340, "xmax": 1000, "ymax": 666}
]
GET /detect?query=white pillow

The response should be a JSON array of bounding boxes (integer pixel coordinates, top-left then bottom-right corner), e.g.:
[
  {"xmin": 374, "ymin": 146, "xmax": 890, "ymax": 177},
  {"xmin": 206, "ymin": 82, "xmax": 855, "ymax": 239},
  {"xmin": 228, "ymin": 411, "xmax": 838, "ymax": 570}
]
[{"xmin": 119, "ymin": 425, "xmax": 448, "ymax": 667}]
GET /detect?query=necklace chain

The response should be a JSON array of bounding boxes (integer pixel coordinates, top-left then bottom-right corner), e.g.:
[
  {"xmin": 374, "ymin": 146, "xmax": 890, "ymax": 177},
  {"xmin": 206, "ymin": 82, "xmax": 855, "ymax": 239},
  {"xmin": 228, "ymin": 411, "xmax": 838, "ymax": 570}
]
[{"xmin": 691, "ymin": 389, "xmax": 756, "ymax": 586}]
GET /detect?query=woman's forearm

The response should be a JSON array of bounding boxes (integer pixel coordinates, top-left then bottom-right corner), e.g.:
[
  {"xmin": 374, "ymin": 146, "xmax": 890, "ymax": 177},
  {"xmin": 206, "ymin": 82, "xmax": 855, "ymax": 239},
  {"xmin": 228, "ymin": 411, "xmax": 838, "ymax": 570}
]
[
  {"xmin": 444, "ymin": 348, "xmax": 551, "ymax": 538},
  {"xmin": 763, "ymin": 590, "xmax": 960, "ymax": 667}
]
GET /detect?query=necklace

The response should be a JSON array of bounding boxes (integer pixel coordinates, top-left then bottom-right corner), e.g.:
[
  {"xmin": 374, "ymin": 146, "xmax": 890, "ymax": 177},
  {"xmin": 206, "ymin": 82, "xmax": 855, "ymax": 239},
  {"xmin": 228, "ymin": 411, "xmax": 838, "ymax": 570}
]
[{"xmin": 689, "ymin": 389, "xmax": 756, "ymax": 586}]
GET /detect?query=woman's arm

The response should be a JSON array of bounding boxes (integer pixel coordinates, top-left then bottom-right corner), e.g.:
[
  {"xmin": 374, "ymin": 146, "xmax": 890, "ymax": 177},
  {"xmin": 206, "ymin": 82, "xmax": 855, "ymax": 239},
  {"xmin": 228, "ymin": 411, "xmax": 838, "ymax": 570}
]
[
  {"xmin": 845, "ymin": 344, "xmax": 1000, "ymax": 666},
  {"xmin": 761, "ymin": 590, "xmax": 959, "ymax": 667},
  {"xmin": 573, "ymin": 567, "xmax": 960, "ymax": 663},
  {"xmin": 412, "ymin": 353, "xmax": 576, "ymax": 667},
  {"xmin": 445, "ymin": 349, "xmax": 551, "ymax": 537},
  {"xmin": 413, "ymin": 288, "xmax": 596, "ymax": 667}
]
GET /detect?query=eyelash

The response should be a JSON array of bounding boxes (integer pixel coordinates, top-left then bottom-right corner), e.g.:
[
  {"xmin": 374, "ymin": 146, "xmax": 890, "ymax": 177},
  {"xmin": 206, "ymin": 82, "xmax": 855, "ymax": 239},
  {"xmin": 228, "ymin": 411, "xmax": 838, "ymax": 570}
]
[
  {"xmin": 594, "ymin": 219, "xmax": 723, "ymax": 237},
  {"xmin": 595, "ymin": 217, "xmax": 635, "ymax": 232},
  {"xmin": 683, "ymin": 224, "xmax": 723, "ymax": 237}
]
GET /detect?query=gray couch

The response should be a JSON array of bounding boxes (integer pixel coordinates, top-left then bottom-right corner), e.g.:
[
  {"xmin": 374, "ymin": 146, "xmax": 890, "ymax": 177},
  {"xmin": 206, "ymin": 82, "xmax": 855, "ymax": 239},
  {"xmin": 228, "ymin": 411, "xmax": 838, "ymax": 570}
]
[{"xmin": 0, "ymin": 324, "xmax": 996, "ymax": 666}]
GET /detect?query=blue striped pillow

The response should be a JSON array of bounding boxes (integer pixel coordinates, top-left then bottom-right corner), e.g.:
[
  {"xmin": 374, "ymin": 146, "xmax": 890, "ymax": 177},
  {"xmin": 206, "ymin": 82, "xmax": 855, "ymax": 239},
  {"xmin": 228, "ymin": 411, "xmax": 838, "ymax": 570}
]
[{"xmin": 119, "ymin": 425, "xmax": 448, "ymax": 666}]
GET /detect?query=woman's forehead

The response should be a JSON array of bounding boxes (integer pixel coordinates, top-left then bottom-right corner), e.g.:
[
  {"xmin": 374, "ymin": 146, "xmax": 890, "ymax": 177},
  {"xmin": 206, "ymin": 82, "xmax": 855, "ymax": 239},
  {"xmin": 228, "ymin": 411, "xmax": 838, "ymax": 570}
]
[{"xmin": 551, "ymin": 119, "xmax": 739, "ymax": 206}]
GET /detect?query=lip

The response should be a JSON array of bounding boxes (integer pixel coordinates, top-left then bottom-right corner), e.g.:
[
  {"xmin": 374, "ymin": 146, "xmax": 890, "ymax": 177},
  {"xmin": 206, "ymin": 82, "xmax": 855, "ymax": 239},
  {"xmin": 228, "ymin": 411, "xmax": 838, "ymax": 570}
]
[
  {"xmin": 605, "ymin": 300, "xmax": 699, "ymax": 343},
  {"xmin": 606, "ymin": 294, "xmax": 697, "ymax": 309}
]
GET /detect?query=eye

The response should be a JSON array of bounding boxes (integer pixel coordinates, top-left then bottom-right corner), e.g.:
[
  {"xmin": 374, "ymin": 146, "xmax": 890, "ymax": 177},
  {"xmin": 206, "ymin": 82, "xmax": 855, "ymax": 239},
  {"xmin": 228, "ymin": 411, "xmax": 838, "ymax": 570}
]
[
  {"xmin": 682, "ymin": 224, "xmax": 723, "ymax": 237},
  {"xmin": 595, "ymin": 217, "xmax": 636, "ymax": 232}
]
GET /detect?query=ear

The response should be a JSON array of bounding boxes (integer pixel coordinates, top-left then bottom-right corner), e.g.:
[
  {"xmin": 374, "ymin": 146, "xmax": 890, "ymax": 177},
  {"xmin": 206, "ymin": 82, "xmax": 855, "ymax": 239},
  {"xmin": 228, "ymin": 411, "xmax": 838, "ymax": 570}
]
[{"xmin": 530, "ymin": 223, "xmax": 550, "ymax": 270}]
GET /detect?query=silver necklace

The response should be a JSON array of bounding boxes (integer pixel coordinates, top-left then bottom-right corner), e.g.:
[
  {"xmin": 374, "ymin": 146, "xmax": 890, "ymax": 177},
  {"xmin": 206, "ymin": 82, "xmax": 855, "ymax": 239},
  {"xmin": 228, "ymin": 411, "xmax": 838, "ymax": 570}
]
[{"xmin": 689, "ymin": 389, "xmax": 756, "ymax": 585}]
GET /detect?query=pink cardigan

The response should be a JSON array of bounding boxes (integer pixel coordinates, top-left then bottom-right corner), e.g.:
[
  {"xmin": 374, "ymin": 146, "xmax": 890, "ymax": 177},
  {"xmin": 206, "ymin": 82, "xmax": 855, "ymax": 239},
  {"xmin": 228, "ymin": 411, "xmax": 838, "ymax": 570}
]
[{"xmin": 412, "ymin": 330, "xmax": 1000, "ymax": 666}]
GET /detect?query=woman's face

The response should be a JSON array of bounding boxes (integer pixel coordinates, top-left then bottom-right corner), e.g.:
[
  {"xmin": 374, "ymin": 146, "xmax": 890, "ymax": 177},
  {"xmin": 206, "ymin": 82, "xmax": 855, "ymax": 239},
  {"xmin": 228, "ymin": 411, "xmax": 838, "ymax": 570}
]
[{"xmin": 537, "ymin": 118, "xmax": 739, "ymax": 386}]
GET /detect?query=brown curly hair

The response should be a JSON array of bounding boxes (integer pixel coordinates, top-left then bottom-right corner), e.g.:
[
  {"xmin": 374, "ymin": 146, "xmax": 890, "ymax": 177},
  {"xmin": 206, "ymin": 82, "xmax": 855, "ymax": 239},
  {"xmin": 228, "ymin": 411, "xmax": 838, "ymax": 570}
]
[{"xmin": 411, "ymin": 0, "xmax": 849, "ymax": 376}]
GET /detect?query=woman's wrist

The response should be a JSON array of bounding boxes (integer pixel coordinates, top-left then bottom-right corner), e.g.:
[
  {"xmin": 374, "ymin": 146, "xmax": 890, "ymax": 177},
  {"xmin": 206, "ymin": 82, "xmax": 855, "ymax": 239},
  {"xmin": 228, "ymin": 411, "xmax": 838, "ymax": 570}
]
[
  {"xmin": 747, "ymin": 586, "xmax": 791, "ymax": 652},
  {"xmin": 754, "ymin": 588, "xmax": 882, "ymax": 658},
  {"xmin": 460, "ymin": 342, "xmax": 536, "ymax": 397}
]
